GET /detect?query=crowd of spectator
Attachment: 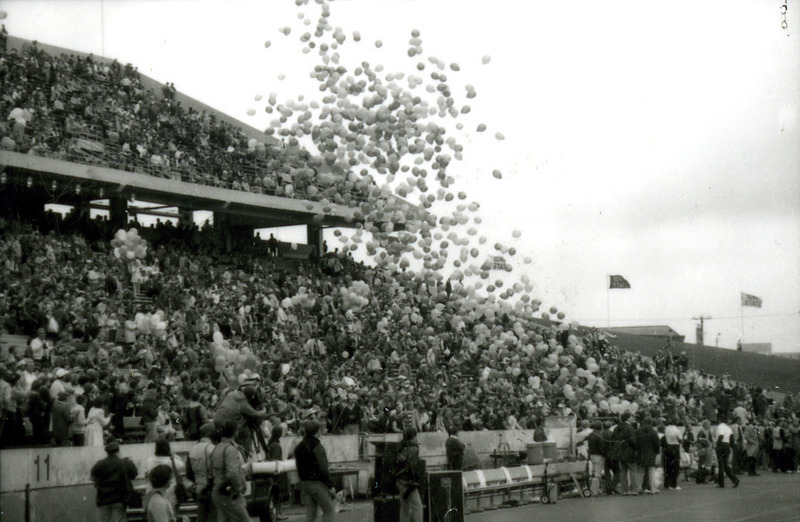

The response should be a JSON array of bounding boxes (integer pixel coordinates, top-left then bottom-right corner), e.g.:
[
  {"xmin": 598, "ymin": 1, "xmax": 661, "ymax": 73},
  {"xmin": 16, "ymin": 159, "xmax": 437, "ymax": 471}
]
[
  {"xmin": 1, "ymin": 213, "xmax": 799, "ymax": 463},
  {"xmin": 0, "ymin": 39, "xmax": 374, "ymax": 204}
]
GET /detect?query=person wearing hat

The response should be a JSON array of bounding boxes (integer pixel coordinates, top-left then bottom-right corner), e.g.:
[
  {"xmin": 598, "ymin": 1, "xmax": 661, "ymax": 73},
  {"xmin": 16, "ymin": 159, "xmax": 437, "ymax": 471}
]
[
  {"xmin": 294, "ymin": 420, "xmax": 335, "ymax": 522},
  {"xmin": 90, "ymin": 441, "xmax": 138, "ymax": 522},
  {"xmin": 188, "ymin": 422, "xmax": 218, "ymax": 522},
  {"xmin": 49, "ymin": 368, "xmax": 68, "ymax": 400},
  {"xmin": 395, "ymin": 427, "xmax": 423, "ymax": 522}
]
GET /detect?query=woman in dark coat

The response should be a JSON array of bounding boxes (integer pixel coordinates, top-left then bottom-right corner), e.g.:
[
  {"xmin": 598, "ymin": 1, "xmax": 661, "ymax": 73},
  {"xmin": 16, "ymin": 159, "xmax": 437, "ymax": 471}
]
[{"xmin": 637, "ymin": 417, "xmax": 662, "ymax": 493}]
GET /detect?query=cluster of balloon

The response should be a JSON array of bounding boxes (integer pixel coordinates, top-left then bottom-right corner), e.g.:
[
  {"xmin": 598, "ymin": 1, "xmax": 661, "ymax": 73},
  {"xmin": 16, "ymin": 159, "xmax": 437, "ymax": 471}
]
[
  {"xmin": 254, "ymin": 0, "xmax": 570, "ymax": 324},
  {"xmin": 2, "ymin": 107, "xmax": 33, "ymax": 149},
  {"xmin": 211, "ymin": 331, "xmax": 259, "ymax": 378},
  {"xmin": 281, "ymin": 287, "xmax": 316, "ymax": 309},
  {"xmin": 7, "ymin": 107, "xmax": 32, "ymax": 133},
  {"xmin": 133, "ymin": 311, "xmax": 169, "ymax": 339},
  {"xmin": 340, "ymin": 280, "xmax": 370, "ymax": 311},
  {"xmin": 111, "ymin": 228, "xmax": 148, "ymax": 260}
]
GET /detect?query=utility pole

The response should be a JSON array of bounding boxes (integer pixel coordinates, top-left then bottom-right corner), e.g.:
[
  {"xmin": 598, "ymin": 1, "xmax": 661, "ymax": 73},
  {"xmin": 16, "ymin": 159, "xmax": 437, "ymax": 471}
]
[{"xmin": 692, "ymin": 315, "xmax": 712, "ymax": 346}]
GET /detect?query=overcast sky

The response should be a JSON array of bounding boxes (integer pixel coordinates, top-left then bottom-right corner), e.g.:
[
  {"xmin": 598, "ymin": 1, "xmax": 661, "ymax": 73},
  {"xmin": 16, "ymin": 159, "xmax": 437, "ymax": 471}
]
[{"xmin": 4, "ymin": 0, "xmax": 799, "ymax": 353}]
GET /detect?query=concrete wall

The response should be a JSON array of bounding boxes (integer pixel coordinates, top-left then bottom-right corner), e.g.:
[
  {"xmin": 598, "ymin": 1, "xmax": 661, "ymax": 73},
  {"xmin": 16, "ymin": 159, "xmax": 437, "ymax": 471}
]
[{"xmin": 0, "ymin": 427, "xmax": 577, "ymax": 521}]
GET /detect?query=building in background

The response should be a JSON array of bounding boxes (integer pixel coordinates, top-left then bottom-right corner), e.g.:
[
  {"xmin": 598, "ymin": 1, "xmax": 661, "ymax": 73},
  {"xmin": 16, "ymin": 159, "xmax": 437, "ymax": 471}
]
[{"xmin": 740, "ymin": 343, "xmax": 772, "ymax": 355}]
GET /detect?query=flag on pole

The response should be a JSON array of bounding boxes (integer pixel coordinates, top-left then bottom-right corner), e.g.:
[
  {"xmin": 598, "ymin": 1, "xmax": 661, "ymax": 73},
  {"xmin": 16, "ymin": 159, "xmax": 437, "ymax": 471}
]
[
  {"xmin": 609, "ymin": 275, "xmax": 631, "ymax": 289},
  {"xmin": 741, "ymin": 292, "xmax": 762, "ymax": 308}
]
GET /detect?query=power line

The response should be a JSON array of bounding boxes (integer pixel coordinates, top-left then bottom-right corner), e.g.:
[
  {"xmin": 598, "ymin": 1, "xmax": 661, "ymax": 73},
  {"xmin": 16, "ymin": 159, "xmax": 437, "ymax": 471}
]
[{"xmin": 578, "ymin": 312, "xmax": 799, "ymax": 323}]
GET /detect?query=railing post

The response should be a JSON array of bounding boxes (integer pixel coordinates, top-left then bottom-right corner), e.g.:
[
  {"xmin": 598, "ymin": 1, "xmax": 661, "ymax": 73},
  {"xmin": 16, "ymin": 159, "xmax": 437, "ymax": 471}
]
[{"xmin": 25, "ymin": 483, "xmax": 31, "ymax": 522}]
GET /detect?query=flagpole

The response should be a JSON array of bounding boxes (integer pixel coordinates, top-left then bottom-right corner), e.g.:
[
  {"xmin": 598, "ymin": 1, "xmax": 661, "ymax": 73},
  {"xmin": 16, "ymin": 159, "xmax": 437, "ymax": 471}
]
[{"xmin": 607, "ymin": 275, "xmax": 610, "ymax": 327}]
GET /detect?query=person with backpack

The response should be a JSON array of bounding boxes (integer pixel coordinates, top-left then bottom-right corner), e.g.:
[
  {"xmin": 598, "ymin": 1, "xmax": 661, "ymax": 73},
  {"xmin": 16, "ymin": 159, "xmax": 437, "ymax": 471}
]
[
  {"xmin": 187, "ymin": 423, "xmax": 218, "ymax": 522},
  {"xmin": 395, "ymin": 427, "xmax": 423, "ymax": 522},
  {"xmin": 211, "ymin": 419, "xmax": 251, "ymax": 521}
]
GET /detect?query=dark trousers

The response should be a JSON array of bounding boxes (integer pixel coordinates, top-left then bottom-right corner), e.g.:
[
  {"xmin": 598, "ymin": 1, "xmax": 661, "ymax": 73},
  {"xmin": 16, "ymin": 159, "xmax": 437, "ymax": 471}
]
[
  {"xmin": 716, "ymin": 443, "xmax": 738, "ymax": 487},
  {"xmin": 664, "ymin": 445, "xmax": 680, "ymax": 489},
  {"xmin": 747, "ymin": 455, "xmax": 758, "ymax": 475},
  {"xmin": 606, "ymin": 459, "xmax": 620, "ymax": 492}
]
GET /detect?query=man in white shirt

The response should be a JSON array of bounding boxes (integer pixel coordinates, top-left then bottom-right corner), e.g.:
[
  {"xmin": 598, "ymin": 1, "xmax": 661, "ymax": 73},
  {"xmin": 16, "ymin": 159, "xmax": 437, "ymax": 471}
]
[
  {"xmin": 663, "ymin": 419, "xmax": 683, "ymax": 490},
  {"xmin": 715, "ymin": 416, "xmax": 740, "ymax": 488}
]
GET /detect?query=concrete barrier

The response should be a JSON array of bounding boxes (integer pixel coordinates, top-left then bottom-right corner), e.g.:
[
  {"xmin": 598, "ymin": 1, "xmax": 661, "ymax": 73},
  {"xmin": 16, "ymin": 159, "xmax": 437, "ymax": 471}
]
[{"xmin": 0, "ymin": 426, "xmax": 578, "ymax": 520}]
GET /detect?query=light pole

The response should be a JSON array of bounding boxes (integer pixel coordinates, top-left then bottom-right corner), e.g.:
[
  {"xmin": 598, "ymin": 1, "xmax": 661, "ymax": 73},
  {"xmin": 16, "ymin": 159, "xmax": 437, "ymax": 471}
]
[{"xmin": 692, "ymin": 315, "xmax": 712, "ymax": 346}]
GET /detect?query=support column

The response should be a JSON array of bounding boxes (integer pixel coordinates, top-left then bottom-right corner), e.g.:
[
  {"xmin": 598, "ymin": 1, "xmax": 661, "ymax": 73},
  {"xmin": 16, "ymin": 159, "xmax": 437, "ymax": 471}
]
[
  {"xmin": 178, "ymin": 208, "xmax": 194, "ymax": 228},
  {"xmin": 109, "ymin": 195, "xmax": 128, "ymax": 231},
  {"xmin": 214, "ymin": 211, "xmax": 232, "ymax": 252},
  {"xmin": 307, "ymin": 223, "xmax": 323, "ymax": 257}
]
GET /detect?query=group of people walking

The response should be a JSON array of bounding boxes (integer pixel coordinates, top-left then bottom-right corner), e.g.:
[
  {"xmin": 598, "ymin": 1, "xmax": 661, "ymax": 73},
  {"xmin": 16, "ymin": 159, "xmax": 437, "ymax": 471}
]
[{"xmin": 583, "ymin": 411, "xmax": 797, "ymax": 496}]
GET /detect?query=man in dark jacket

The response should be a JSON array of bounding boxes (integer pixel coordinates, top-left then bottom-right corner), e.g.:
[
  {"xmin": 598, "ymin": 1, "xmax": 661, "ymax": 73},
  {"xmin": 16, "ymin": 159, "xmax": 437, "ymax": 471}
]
[
  {"xmin": 90, "ymin": 441, "xmax": 138, "ymax": 522},
  {"xmin": 612, "ymin": 413, "xmax": 640, "ymax": 495},
  {"xmin": 140, "ymin": 389, "xmax": 159, "ymax": 443},
  {"xmin": 294, "ymin": 420, "xmax": 335, "ymax": 522},
  {"xmin": 588, "ymin": 420, "xmax": 607, "ymax": 483},
  {"xmin": 51, "ymin": 391, "xmax": 73, "ymax": 446},
  {"xmin": 636, "ymin": 417, "xmax": 661, "ymax": 493},
  {"xmin": 601, "ymin": 420, "xmax": 618, "ymax": 492},
  {"xmin": 445, "ymin": 425, "xmax": 466, "ymax": 471},
  {"xmin": 395, "ymin": 427, "xmax": 423, "ymax": 522}
]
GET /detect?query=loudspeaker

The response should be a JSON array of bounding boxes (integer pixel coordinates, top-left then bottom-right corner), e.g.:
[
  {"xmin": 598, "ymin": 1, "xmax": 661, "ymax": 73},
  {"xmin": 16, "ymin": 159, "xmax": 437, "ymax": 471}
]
[
  {"xmin": 371, "ymin": 441, "xmax": 401, "ymax": 496},
  {"xmin": 427, "ymin": 471, "xmax": 464, "ymax": 522}
]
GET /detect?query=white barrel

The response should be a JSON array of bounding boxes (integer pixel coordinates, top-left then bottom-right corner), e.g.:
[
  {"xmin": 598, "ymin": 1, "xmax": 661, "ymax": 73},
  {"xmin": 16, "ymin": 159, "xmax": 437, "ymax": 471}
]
[{"xmin": 247, "ymin": 459, "xmax": 297, "ymax": 475}]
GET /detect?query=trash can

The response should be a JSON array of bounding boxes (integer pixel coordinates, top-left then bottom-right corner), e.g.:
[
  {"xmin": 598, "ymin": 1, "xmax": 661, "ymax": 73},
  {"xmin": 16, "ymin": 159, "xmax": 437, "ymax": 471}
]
[{"xmin": 526, "ymin": 443, "xmax": 544, "ymax": 465}]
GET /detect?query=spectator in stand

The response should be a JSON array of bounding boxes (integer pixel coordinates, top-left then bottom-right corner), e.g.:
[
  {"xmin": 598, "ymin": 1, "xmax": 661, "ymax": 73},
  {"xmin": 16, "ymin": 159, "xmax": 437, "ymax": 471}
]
[
  {"xmin": 86, "ymin": 396, "xmax": 113, "ymax": 447},
  {"xmin": 70, "ymin": 393, "xmax": 88, "ymax": 446},
  {"xmin": 27, "ymin": 378, "xmax": 52, "ymax": 444},
  {"xmin": 90, "ymin": 440, "xmax": 138, "ymax": 522},
  {"xmin": 140, "ymin": 389, "xmax": 159, "ymax": 443},
  {"xmin": 182, "ymin": 390, "xmax": 209, "ymax": 441},
  {"xmin": 0, "ymin": 370, "xmax": 26, "ymax": 447},
  {"xmin": 51, "ymin": 390, "xmax": 73, "ymax": 446}
]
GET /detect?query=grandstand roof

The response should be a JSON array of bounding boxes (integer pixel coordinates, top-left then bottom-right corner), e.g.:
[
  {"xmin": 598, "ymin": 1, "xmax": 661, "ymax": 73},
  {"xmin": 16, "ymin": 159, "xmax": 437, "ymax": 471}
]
[{"xmin": 603, "ymin": 325, "xmax": 685, "ymax": 341}]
